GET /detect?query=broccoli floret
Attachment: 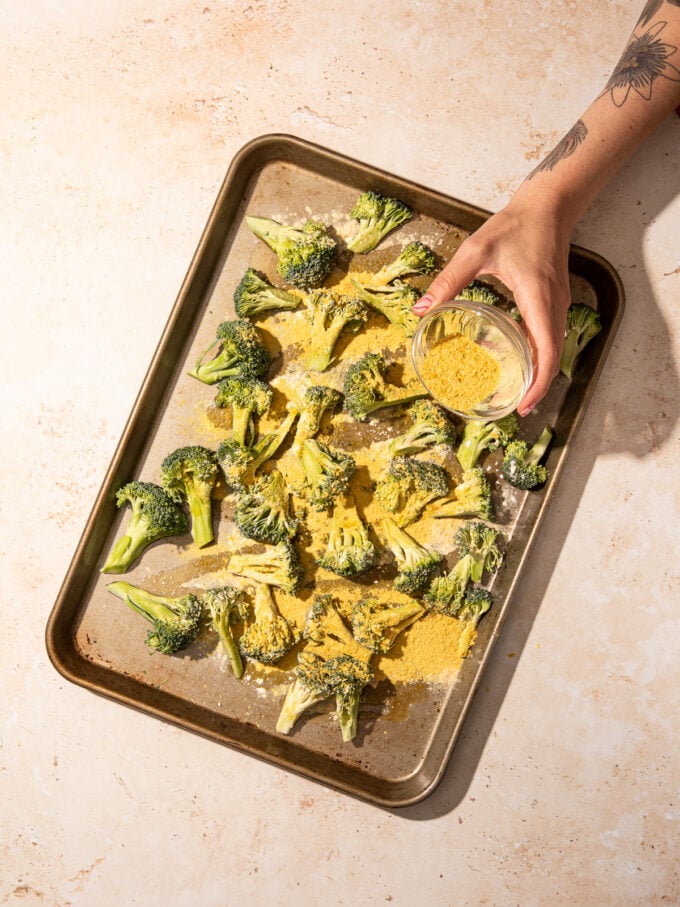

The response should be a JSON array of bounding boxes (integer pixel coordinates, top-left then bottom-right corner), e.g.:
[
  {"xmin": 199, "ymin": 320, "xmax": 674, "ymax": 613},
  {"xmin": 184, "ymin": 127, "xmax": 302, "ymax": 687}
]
[
  {"xmin": 351, "ymin": 596, "xmax": 425, "ymax": 654},
  {"xmin": 234, "ymin": 469, "xmax": 299, "ymax": 544},
  {"xmin": 368, "ymin": 241, "xmax": 437, "ymax": 285},
  {"xmin": 106, "ymin": 581, "xmax": 202, "ymax": 654},
  {"xmin": 188, "ymin": 319, "xmax": 271, "ymax": 385},
  {"xmin": 346, "ymin": 190, "xmax": 412, "ymax": 254},
  {"xmin": 560, "ymin": 303, "xmax": 603, "ymax": 378},
  {"xmin": 304, "ymin": 289, "xmax": 368, "ymax": 372},
  {"xmin": 317, "ymin": 495, "xmax": 377, "ymax": 577},
  {"xmin": 101, "ymin": 481, "xmax": 188, "ymax": 574},
  {"xmin": 454, "ymin": 521, "xmax": 503, "ymax": 583},
  {"xmin": 456, "ymin": 414, "xmax": 519, "ymax": 471},
  {"xmin": 329, "ymin": 654, "xmax": 374, "ymax": 742},
  {"xmin": 214, "ymin": 375, "xmax": 273, "ymax": 448},
  {"xmin": 302, "ymin": 593, "xmax": 357, "ymax": 652},
  {"xmin": 233, "ymin": 268, "xmax": 301, "ymax": 319},
  {"xmin": 374, "ymin": 456, "xmax": 449, "ymax": 527},
  {"xmin": 292, "ymin": 384, "xmax": 343, "ymax": 449},
  {"xmin": 501, "ymin": 425, "xmax": 554, "ymax": 490},
  {"xmin": 457, "ymin": 586, "xmax": 493, "ymax": 628},
  {"xmin": 228, "ymin": 541, "xmax": 303, "ymax": 595},
  {"xmin": 381, "ymin": 517, "xmax": 443, "ymax": 595},
  {"xmin": 238, "ymin": 582, "xmax": 300, "ymax": 665},
  {"xmin": 160, "ymin": 445, "xmax": 220, "ymax": 549},
  {"xmin": 299, "ymin": 438, "xmax": 356, "ymax": 511},
  {"xmin": 246, "ymin": 216, "xmax": 337, "ymax": 289},
  {"xmin": 216, "ymin": 405, "xmax": 299, "ymax": 491},
  {"xmin": 350, "ymin": 279, "xmax": 420, "ymax": 336},
  {"xmin": 203, "ymin": 586, "xmax": 249, "ymax": 678},
  {"xmin": 387, "ymin": 399, "xmax": 457, "ymax": 457},
  {"xmin": 458, "ymin": 280, "xmax": 504, "ymax": 307},
  {"xmin": 423, "ymin": 556, "xmax": 473, "ymax": 615},
  {"xmin": 431, "ymin": 467, "xmax": 495, "ymax": 521},
  {"xmin": 343, "ymin": 352, "xmax": 427, "ymax": 422}
]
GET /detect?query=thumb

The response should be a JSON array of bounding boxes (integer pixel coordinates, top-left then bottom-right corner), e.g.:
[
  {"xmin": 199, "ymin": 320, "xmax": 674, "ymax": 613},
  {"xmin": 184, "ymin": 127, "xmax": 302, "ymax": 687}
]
[{"xmin": 412, "ymin": 245, "xmax": 480, "ymax": 315}]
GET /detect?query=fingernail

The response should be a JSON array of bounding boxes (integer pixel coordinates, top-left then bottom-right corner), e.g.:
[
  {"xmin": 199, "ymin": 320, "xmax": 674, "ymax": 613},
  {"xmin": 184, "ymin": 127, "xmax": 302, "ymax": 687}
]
[
  {"xmin": 518, "ymin": 404, "xmax": 534, "ymax": 417},
  {"xmin": 412, "ymin": 294, "xmax": 433, "ymax": 314}
]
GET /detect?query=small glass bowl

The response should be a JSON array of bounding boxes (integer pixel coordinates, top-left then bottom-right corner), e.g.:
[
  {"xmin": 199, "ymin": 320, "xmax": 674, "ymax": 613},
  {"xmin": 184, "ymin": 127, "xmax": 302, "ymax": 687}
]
[{"xmin": 411, "ymin": 299, "xmax": 533, "ymax": 421}]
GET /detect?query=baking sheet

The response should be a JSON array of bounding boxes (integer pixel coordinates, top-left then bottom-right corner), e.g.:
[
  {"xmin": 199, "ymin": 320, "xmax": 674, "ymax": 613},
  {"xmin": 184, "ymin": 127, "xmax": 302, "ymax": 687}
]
[{"xmin": 45, "ymin": 134, "xmax": 624, "ymax": 807}]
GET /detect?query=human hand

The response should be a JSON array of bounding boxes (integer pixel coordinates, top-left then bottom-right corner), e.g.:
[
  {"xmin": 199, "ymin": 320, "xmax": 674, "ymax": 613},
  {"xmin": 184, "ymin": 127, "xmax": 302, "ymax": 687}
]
[{"xmin": 412, "ymin": 195, "xmax": 574, "ymax": 416}]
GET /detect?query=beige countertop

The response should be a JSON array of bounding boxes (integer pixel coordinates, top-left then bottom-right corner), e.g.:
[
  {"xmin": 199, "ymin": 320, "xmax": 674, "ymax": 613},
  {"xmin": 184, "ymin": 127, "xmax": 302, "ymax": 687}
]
[{"xmin": 2, "ymin": 2, "xmax": 679, "ymax": 904}]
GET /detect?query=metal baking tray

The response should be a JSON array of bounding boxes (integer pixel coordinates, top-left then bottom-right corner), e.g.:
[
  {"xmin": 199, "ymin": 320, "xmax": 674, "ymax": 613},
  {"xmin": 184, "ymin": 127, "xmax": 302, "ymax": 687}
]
[{"xmin": 46, "ymin": 134, "xmax": 624, "ymax": 807}]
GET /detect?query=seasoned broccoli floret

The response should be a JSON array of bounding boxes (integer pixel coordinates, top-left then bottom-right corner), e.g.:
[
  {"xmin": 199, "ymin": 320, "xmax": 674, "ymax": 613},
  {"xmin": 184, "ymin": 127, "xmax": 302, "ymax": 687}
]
[
  {"xmin": 351, "ymin": 596, "xmax": 425, "ymax": 654},
  {"xmin": 106, "ymin": 581, "xmax": 202, "ymax": 654},
  {"xmin": 346, "ymin": 190, "xmax": 412, "ymax": 254},
  {"xmin": 160, "ymin": 445, "xmax": 219, "ymax": 548},
  {"xmin": 214, "ymin": 375, "xmax": 273, "ymax": 448},
  {"xmin": 424, "ymin": 556, "xmax": 473, "ymax": 615},
  {"xmin": 457, "ymin": 586, "xmax": 493, "ymax": 628},
  {"xmin": 234, "ymin": 469, "xmax": 299, "ymax": 544},
  {"xmin": 238, "ymin": 582, "xmax": 300, "ymax": 665},
  {"xmin": 292, "ymin": 384, "xmax": 343, "ymax": 449},
  {"xmin": 330, "ymin": 654, "xmax": 374, "ymax": 742},
  {"xmin": 458, "ymin": 280, "xmax": 504, "ymax": 307},
  {"xmin": 368, "ymin": 241, "xmax": 437, "ymax": 285},
  {"xmin": 299, "ymin": 438, "xmax": 356, "ymax": 511},
  {"xmin": 216, "ymin": 405, "xmax": 299, "ymax": 491},
  {"xmin": 431, "ymin": 467, "xmax": 495, "ymax": 521},
  {"xmin": 350, "ymin": 279, "xmax": 420, "ymax": 336},
  {"xmin": 387, "ymin": 399, "xmax": 457, "ymax": 457},
  {"xmin": 101, "ymin": 481, "xmax": 188, "ymax": 574},
  {"xmin": 188, "ymin": 319, "xmax": 271, "ymax": 385},
  {"xmin": 560, "ymin": 303, "xmax": 602, "ymax": 378},
  {"xmin": 203, "ymin": 585, "xmax": 249, "ymax": 678},
  {"xmin": 374, "ymin": 456, "xmax": 449, "ymax": 527},
  {"xmin": 304, "ymin": 289, "xmax": 368, "ymax": 372},
  {"xmin": 228, "ymin": 541, "xmax": 303, "ymax": 595},
  {"xmin": 343, "ymin": 352, "xmax": 427, "ymax": 422},
  {"xmin": 246, "ymin": 216, "xmax": 337, "ymax": 289},
  {"xmin": 381, "ymin": 517, "xmax": 443, "ymax": 595},
  {"xmin": 501, "ymin": 425, "xmax": 554, "ymax": 490},
  {"xmin": 317, "ymin": 495, "xmax": 377, "ymax": 577},
  {"xmin": 456, "ymin": 414, "xmax": 519, "ymax": 471},
  {"xmin": 233, "ymin": 268, "xmax": 301, "ymax": 319},
  {"xmin": 454, "ymin": 521, "xmax": 503, "ymax": 583}
]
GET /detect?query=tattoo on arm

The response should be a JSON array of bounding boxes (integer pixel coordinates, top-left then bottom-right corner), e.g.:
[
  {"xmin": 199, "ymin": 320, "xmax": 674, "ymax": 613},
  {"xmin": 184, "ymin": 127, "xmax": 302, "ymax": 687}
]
[
  {"xmin": 527, "ymin": 120, "xmax": 588, "ymax": 179},
  {"xmin": 602, "ymin": 18, "xmax": 680, "ymax": 106},
  {"xmin": 638, "ymin": 0, "xmax": 680, "ymax": 29}
]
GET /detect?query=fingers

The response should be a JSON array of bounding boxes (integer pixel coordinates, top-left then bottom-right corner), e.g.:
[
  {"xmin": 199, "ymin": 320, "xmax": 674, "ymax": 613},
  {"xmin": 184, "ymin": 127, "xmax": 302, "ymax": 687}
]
[
  {"xmin": 412, "ymin": 241, "xmax": 482, "ymax": 316},
  {"xmin": 515, "ymin": 286, "xmax": 566, "ymax": 416}
]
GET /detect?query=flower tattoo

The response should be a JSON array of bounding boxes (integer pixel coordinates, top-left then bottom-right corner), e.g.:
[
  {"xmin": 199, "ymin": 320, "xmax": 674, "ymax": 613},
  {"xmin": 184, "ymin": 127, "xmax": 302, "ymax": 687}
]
[
  {"xmin": 638, "ymin": 0, "xmax": 680, "ymax": 30},
  {"xmin": 602, "ymin": 20, "xmax": 680, "ymax": 107},
  {"xmin": 527, "ymin": 120, "xmax": 588, "ymax": 179}
]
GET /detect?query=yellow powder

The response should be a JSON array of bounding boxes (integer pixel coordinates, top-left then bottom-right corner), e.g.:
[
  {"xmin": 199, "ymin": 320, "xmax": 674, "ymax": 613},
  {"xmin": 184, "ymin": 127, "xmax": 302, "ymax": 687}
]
[
  {"xmin": 420, "ymin": 332, "xmax": 500, "ymax": 412},
  {"xmin": 375, "ymin": 613, "xmax": 477, "ymax": 683}
]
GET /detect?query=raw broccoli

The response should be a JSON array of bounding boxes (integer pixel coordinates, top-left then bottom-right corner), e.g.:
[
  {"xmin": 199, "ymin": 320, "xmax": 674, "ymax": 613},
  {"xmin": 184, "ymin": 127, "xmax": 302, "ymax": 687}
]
[
  {"xmin": 381, "ymin": 517, "xmax": 443, "ymax": 595},
  {"xmin": 316, "ymin": 495, "xmax": 376, "ymax": 577},
  {"xmin": 424, "ymin": 556, "xmax": 473, "ymax": 615},
  {"xmin": 101, "ymin": 481, "xmax": 188, "ymax": 574},
  {"xmin": 106, "ymin": 580, "xmax": 202, "ymax": 654},
  {"xmin": 245, "ymin": 216, "xmax": 338, "ymax": 289},
  {"xmin": 233, "ymin": 268, "xmax": 301, "ymax": 319},
  {"xmin": 501, "ymin": 425, "xmax": 554, "ymax": 490},
  {"xmin": 454, "ymin": 521, "xmax": 503, "ymax": 583},
  {"xmin": 456, "ymin": 413, "xmax": 519, "ymax": 471},
  {"xmin": 234, "ymin": 469, "xmax": 299, "ymax": 544},
  {"xmin": 160, "ymin": 445, "xmax": 220, "ymax": 548},
  {"xmin": 238, "ymin": 582, "xmax": 300, "ymax": 665},
  {"xmin": 203, "ymin": 586, "xmax": 249, "ymax": 678},
  {"xmin": 367, "ymin": 241, "xmax": 437, "ymax": 285},
  {"xmin": 374, "ymin": 456, "xmax": 449, "ymax": 527},
  {"xmin": 216, "ymin": 405, "xmax": 299, "ymax": 491},
  {"xmin": 214, "ymin": 375, "xmax": 273, "ymax": 447},
  {"xmin": 458, "ymin": 280, "xmax": 504, "ymax": 307},
  {"xmin": 292, "ymin": 384, "xmax": 343, "ymax": 449},
  {"xmin": 346, "ymin": 190, "xmax": 412, "ymax": 254},
  {"xmin": 343, "ymin": 352, "xmax": 427, "ymax": 422},
  {"xmin": 302, "ymin": 593, "xmax": 358, "ymax": 652},
  {"xmin": 328, "ymin": 653, "xmax": 375, "ymax": 742},
  {"xmin": 431, "ymin": 467, "xmax": 495, "ymax": 521},
  {"xmin": 304, "ymin": 289, "xmax": 368, "ymax": 372},
  {"xmin": 351, "ymin": 596, "xmax": 425, "ymax": 654},
  {"xmin": 187, "ymin": 319, "xmax": 271, "ymax": 385},
  {"xmin": 350, "ymin": 279, "xmax": 420, "ymax": 336},
  {"xmin": 227, "ymin": 540, "xmax": 303, "ymax": 595},
  {"xmin": 457, "ymin": 586, "xmax": 493, "ymax": 628},
  {"xmin": 560, "ymin": 303, "xmax": 602, "ymax": 378},
  {"xmin": 387, "ymin": 399, "xmax": 457, "ymax": 457},
  {"xmin": 299, "ymin": 438, "xmax": 356, "ymax": 511}
]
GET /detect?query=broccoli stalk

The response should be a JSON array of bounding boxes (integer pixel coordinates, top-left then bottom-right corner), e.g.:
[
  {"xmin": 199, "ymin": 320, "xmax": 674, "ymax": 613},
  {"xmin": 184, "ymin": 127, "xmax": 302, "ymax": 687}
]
[
  {"xmin": 203, "ymin": 586, "xmax": 249, "ymax": 678},
  {"xmin": 233, "ymin": 268, "xmax": 301, "ymax": 319},
  {"xmin": 387, "ymin": 399, "xmax": 457, "ymax": 457},
  {"xmin": 454, "ymin": 521, "xmax": 503, "ymax": 583},
  {"xmin": 374, "ymin": 456, "xmax": 449, "ymax": 527},
  {"xmin": 188, "ymin": 319, "xmax": 271, "ymax": 385},
  {"xmin": 560, "ymin": 303, "xmax": 602, "ymax": 378},
  {"xmin": 299, "ymin": 438, "xmax": 356, "ymax": 511},
  {"xmin": 227, "ymin": 541, "xmax": 303, "ymax": 595},
  {"xmin": 106, "ymin": 581, "xmax": 202, "ymax": 654},
  {"xmin": 101, "ymin": 481, "xmax": 188, "ymax": 574},
  {"xmin": 234, "ymin": 469, "xmax": 299, "ymax": 544},
  {"xmin": 501, "ymin": 425, "xmax": 554, "ymax": 490},
  {"xmin": 317, "ymin": 495, "xmax": 377, "ymax": 577},
  {"xmin": 350, "ymin": 280, "xmax": 420, "ymax": 336},
  {"xmin": 367, "ymin": 241, "xmax": 437, "ymax": 285},
  {"xmin": 217, "ymin": 404, "xmax": 300, "ymax": 491},
  {"xmin": 456, "ymin": 414, "xmax": 519, "ymax": 471},
  {"xmin": 246, "ymin": 216, "xmax": 338, "ymax": 289},
  {"xmin": 330, "ymin": 654, "xmax": 375, "ymax": 742},
  {"xmin": 275, "ymin": 651, "xmax": 334, "ymax": 734},
  {"xmin": 160, "ymin": 446, "xmax": 220, "ymax": 548},
  {"xmin": 381, "ymin": 517, "xmax": 443, "ymax": 595},
  {"xmin": 304, "ymin": 289, "xmax": 368, "ymax": 372},
  {"xmin": 431, "ymin": 467, "xmax": 495, "ymax": 521},
  {"xmin": 238, "ymin": 583, "xmax": 300, "ymax": 665},
  {"xmin": 292, "ymin": 385, "xmax": 343, "ymax": 449},
  {"xmin": 343, "ymin": 352, "xmax": 427, "ymax": 422},
  {"xmin": 346, "ymin": 190, "xmax": 412, "ymax": 254},
  {"xmin": 214, "ymin": 375, "xmax": 273, "ymax": 448},
  {"xmin": 351, "ymin": 596, "xmax": 426, "ymax": 654}
]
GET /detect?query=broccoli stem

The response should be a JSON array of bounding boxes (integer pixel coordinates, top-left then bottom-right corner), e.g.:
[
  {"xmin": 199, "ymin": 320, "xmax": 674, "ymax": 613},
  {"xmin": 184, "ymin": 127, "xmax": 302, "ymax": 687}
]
[
  {"xmin": 188, "ymin": 339, "xmax": 236, "ymax": 384},
  {"xmin": 214, "ymin": 619, "xmax": 244, "ymax": 679},
  {"xmin": 337, "ymin": 691, "xmax": 362, "ymax": 742},
  {"xmin": 107, "ymin": 581, "xmax": 171, "ymax": 622},
  {"xmin": 276, "ymin": 680, "xmax": 326, "ymax": 734},
  {"xmin": 188, "ymin": 494, "xmax": 214, "ymax": 548},
  {"xmin": 231, "ymin": 408, "xmax": 253, "ymax": 448},
  {"xmin": 101, "ymin": 523, "xmax": 148, "ymax": 574},
  {"xmin": 306, "ymin": 319, "xmax": 347, "ymax": 372}
]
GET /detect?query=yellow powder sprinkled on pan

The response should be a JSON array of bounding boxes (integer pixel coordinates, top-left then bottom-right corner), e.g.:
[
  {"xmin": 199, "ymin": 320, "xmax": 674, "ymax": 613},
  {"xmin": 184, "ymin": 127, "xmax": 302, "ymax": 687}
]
[{"xmin": 420, "ymin": 332, "xmax": 500, "ymax": 412}]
